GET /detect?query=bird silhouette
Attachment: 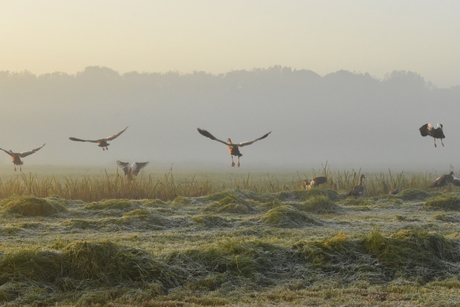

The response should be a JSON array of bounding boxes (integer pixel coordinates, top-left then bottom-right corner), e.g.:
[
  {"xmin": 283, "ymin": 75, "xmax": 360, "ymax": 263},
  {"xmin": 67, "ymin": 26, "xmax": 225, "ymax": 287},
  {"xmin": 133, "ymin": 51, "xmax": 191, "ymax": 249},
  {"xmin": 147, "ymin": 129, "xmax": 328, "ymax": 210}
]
[
  {"xmin": 389, "ymin": 182, "xmax": 400, "ymax": 195},
  {"xmin": 197, "ymin": 128, "xmax": 271, "ymax": 167},
  {"xmin": 303, "ymin": 176, "xmax": 328, "ymax": 189},
  {"xmin": 116, "ymin": 160, "xmax": 149, "ymax": 180},
  {"xmin": 346, "ymin": 174, "xmax": 366, "ymax": 197},
  {"xmin": 69, "ymin": 126, "xmax": 128, "ymax": 150},
  {"xmin": 0, "ymin": 144, "xmax": 45, "ymax": 171},
  {"xmin": 420, "ymin": 123, "xmax": 445, "ymax": 147},
  {"xmin": 430, "ymin": 171, "xmax": 454, "ymax": 188}
]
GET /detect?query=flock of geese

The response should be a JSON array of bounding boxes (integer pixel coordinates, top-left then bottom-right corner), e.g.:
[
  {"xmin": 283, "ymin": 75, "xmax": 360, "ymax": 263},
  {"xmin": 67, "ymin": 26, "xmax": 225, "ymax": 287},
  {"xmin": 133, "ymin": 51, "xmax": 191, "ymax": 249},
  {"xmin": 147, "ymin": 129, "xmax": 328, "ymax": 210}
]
[{"xmin": 0, "ymin": 123, "xmax": 455, "ymax": 192}]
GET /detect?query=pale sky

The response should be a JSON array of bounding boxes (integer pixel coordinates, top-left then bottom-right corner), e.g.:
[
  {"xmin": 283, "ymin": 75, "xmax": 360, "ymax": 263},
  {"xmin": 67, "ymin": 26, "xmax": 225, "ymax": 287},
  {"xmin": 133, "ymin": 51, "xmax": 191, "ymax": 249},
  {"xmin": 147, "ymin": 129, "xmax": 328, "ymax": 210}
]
[{"xmin": 1, "ymin": 0, "xmax": 460, "ymax": 87}]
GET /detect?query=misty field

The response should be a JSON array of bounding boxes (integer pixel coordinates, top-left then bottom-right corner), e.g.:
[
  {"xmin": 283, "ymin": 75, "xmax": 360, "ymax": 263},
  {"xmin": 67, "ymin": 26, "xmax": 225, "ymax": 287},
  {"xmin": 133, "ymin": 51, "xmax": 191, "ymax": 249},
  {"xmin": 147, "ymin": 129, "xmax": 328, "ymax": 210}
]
[{"xmin": 1, "ymin": 169, "xmax": 460, "ymax": 306}]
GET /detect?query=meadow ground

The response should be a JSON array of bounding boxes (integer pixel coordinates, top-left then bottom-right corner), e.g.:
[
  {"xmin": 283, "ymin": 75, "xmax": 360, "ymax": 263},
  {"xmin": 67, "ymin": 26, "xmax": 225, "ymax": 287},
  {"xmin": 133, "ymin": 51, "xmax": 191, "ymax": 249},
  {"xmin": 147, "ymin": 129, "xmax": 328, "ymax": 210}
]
[{"xmin": 1, "ymin": 167, "xmax": 460, "ymax": 306}]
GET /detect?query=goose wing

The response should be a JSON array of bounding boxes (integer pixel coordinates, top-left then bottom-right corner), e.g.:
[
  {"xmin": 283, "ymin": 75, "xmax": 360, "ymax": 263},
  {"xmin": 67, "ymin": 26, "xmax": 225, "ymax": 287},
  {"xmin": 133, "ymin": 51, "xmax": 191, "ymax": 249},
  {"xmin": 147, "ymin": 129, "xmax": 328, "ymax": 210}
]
[
  {"xmin": 105, "ymin": 126, "xmax": 128, "ymax": 141},
  {"xmin": 18, "ymin": 143, "xmax": 46, "ymax": 158},
  {"xmin": 312, "ymin": 176, "xmax": 328, "ymax": 185},
  {"xmin": 419, "ymin": 124, "xmax": 429, "ymax": 137},
  {"xmin": 452, "ymin": 176, "xmax": 460, "ymax": 186},
  {"xmin": 116, "ymin": 160, "xmax": 131, "ymax": 175},
  {"xmin": 236, "ymin": 132, "xmax": 271, "ymax": 147},
  {"xmin": 0, "ymin": 148, "xmax": 13, "ymax": 156},
  {"xmin": 132, "ymin": 162, "xmax": 149, "ymax": 175},
  {"xmin": 197, "ymin": 128, "xmax": 229, "ymax": 146},
  {"xmin": 69, "ymin": 137, "xmax": 99, "ymax": 143}
]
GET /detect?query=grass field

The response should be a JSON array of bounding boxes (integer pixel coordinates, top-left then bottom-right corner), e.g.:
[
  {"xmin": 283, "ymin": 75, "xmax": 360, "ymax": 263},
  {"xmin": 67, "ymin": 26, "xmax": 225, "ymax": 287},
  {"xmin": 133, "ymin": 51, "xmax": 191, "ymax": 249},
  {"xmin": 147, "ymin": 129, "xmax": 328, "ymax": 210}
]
[{"xmin": 1, "ymin": 168, "xmax": 460, "ymax": 306}]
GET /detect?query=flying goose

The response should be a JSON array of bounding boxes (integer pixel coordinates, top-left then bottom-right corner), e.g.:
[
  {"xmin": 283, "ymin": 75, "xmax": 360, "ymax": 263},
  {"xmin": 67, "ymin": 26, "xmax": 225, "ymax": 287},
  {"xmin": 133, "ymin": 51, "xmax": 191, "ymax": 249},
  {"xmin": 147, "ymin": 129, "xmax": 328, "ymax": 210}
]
[
  {"xmin": 346, "ymin": 174, "xmax": 366, "ymax": 197},
  {"xmin": 430, "ymin": 171, "xmax": 454, "ymax": 188},
  {"xmin": 452, "ymin": 175, "xmax": 460, "ymax": 187},
  {"xmin": 197, "ymin": 128, "xmax": 271, "ymax": 167},
  {"xmin": 69, "ymin": 126, "xmax": 128, "ymax": 150},
  {"xmin": 116, "ymin": 160, "xmax": 149, "ymax": 180},
  {"xmin": 419, "ymin": 123, "xmax": 445, "ymax": 147},
  {"xmin": 303, "ymin": 176, "xmax": 328, "ymax": 189},
  {"xmin": 0, "ymin": 143, "xmax": 45, "ymax": 171}
]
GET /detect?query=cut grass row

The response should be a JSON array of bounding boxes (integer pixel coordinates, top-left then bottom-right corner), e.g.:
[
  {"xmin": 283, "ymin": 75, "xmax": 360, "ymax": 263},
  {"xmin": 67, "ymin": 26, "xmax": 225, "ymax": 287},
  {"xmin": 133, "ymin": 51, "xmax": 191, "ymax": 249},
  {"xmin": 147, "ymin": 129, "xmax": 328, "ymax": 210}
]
[
  {"xmin": 2, "ymin": 187, "xmax": 460, "ymax": 305},
  {"xmin": 1, "ymin": 227, "xmax": 460, "ymax": 305}
]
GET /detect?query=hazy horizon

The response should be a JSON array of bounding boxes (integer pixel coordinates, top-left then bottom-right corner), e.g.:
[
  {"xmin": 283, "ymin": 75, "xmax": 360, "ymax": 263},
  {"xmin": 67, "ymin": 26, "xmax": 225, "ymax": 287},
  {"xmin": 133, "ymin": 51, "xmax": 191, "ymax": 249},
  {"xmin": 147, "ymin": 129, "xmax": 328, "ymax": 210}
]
[
  {"xmin": 1, "ymin": 66, "xmax": 459, "ymax": 175},
  {"xmin": 2, "ymin": 1, "xmax": 460, "ymax": 88}
]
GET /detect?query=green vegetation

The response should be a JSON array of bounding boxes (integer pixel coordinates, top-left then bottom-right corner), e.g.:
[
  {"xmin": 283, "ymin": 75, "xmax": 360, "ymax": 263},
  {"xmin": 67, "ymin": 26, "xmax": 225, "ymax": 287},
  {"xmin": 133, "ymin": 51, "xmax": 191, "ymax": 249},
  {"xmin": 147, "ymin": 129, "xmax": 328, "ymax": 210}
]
[{"xmin": 1, "ymin": 170, "xmax": 460, "ymax": 305}]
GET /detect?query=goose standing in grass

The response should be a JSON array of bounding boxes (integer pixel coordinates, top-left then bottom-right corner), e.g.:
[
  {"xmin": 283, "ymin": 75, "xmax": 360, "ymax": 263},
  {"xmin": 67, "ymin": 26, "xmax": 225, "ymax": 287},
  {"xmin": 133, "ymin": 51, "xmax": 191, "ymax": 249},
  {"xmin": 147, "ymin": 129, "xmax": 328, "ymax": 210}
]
[
  {"xmin": 430, "ymin": 171, "xmax": 454, "ymax": 188},
  {"xmin": 346, "ymin": 174, "xmax": 366, "ymax": 197},
  {"xmin": 69, "ymin": 126, "xmax": 128, "ymax": 150},
  {"xmin": 197, "ymin": 128, "xmax": 271, "ymax": 167},
  {"xmin": 303, "ymin": 176, "xmax": 328, "ymax": 189},
  {"xmin": 116, "ymin": 160, "xmax": 149, "ymax": 180},
  {"xmin": 0, "ymin": 144, "xmax": 45, "ymax": 171},
  {"xmin": 419, "ymin": 123, "xmax": 445, "ymax": 147}
]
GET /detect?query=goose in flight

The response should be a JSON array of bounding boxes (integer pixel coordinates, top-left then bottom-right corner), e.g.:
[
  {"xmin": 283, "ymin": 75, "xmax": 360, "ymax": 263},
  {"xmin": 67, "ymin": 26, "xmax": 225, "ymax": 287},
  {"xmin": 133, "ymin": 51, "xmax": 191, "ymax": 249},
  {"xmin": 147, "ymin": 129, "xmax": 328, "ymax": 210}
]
[
  {"xmin": 116, "ymin": 160, "xmax": 149, "ymax": 180},
  {"xmin": 0, "ymin": 143, "xmax": 45, "ymax": 171},
  {"xmin": 197, "ymin": 128, "xmax": 271, "ymax": 167},
  {"xmin": 69, "ymin": 126, "xmax": 128, "ymax": 150},
  {"xmin": 430, "ymin": 171, "xmax": 454, "ymax": 188},
  {"xmin": 303, "ymin": 176, "xmax": 328, "ymax": 189},
  {"xmin": 419, "ymin": 123, "xmax": 445, "ymax": 147}
]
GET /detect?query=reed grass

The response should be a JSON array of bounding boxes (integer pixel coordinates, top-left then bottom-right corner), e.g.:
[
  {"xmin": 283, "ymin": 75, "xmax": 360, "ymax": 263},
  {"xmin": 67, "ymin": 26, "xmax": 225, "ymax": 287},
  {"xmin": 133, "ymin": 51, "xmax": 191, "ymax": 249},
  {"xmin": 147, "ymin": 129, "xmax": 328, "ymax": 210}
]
[{"xmin": 0, "ymin": 167, "xmax": 446, "ymax": 202}]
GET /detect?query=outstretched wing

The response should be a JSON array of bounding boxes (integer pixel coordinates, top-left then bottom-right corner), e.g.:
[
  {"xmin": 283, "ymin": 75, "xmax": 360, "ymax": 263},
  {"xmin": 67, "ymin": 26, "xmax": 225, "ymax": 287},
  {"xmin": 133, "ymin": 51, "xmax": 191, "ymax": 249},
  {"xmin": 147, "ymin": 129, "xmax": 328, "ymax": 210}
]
[
  {"xmin": 237, "ymin": 132, "xmax": 271, "ymax": 147},
  {"xmin": 19, "ymin": 143, "xmax": 46, "ymax": 158},
  {"xmin": 419, "ymin": 124, "xmax": 429, "ymax": 137},
  {"xmin": 312, "ymin": 176, "xmax": 328, "ymax": 185},
  {"xmin": 116, "ymin": 160, "xmax": 130, "ymax": 175},
  {"xmin": 132, "ymin": 162, "xmax": 149, "ymax": 175},
  {"xmin": 197, "ymin": 128, "xmax": 229, "ymax": 146},
  {"xmin": 106, "ymin": 126, "xmax": 128, "ymax": 141},
  {"xmin": 452, "ymin": 176, "xmax": 460, "ymax": 186},
  {"xmin": 69, "ymin": 137, "xmax": 99, "ymax": 143},
  {"xmin": 0, "ymin": 148, "xmax": 13, "ymax": 156}
]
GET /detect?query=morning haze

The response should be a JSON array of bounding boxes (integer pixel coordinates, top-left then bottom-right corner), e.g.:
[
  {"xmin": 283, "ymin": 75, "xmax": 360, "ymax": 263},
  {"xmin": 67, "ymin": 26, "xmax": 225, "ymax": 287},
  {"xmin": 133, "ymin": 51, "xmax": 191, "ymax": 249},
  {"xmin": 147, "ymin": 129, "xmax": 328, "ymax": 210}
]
[{"xmin": 1, "ymin": 66, "xmax": 459, "ymax": 172}]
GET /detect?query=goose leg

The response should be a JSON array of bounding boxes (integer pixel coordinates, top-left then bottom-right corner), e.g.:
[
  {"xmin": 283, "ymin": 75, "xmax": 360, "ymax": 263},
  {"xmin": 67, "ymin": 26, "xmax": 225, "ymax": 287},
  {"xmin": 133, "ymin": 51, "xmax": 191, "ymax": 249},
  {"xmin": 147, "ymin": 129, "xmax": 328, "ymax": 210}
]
[
  {"xmin": 237, "ymin": 156, "xmax": 241, "ymax": 167},
  {"xmin": 442, "ymin": 139, "xmax": 445, "ymax": 147},
  {"xmin": 434, "ymin": 138, "xmax": 437, "ymax": 147},
  {"xmin": 231, "ymin": 156, "xmax": 235, "ymax": 167}
]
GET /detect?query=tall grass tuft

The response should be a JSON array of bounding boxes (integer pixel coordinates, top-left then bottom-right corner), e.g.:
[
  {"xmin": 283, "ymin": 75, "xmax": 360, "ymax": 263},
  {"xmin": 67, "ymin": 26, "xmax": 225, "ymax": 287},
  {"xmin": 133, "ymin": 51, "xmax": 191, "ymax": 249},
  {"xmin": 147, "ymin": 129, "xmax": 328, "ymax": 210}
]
[{"xmin": 0, "ymin": 168, "xmax": 451, "ymax": 201}]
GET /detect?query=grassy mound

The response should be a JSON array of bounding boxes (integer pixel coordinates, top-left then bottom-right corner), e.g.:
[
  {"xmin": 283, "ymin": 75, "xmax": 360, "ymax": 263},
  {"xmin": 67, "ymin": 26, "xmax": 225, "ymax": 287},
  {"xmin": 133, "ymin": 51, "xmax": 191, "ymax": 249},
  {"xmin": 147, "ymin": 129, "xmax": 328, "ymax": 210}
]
[
  {"xmin": 192, "ymin": 214, "xmax": 232, "ymax": 228},
  {"xmin": 205, "ymin": 189, "xmax": 271, "ymax": 203},
  {"xmin": 423, "ymin": 194, "xmax": 460, "ymax": 210},
  {"xmin": 363, "ymin": 228, "xmax": 459, "ymax": 279},
  {"xmin": 298, "ymin": 195, "xmax": 339, "ymax": 214},
  {"xmin": 166, "ymin": 239, "xmax": 293, "ymax": 280},
  {"xmin": 398, "ymin": 189, "xmax": 430, "ymax": 201},
  {"xmin": 275, "ymin": 189, "xmax": 340, "ymax": 202},
  {"xmin": 120, "ymin": 209, "xmax": 175, "ymax": 229},
  {"xmin": 84, "ymin": 199, "xmax": 140, "ymax": 212},
  {"xmin": 205, "ymin": 194, "xmax": 257, "ymax": 214},
  {"xmin": 60, "ymin": 241, "xmax": 185, "ymax": 287},
  {"xmin": 294, "ymin": 228, "xmax": 460, "ymax": 282},
  {"xmin": 0, "ymin": 195, "xmax": 67, "ymax": 217},
  {"xmin": 260, "ymin": 205, "xmax": 322, "ymax": 227}
]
